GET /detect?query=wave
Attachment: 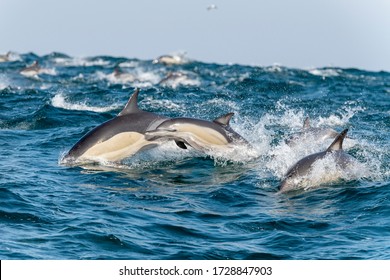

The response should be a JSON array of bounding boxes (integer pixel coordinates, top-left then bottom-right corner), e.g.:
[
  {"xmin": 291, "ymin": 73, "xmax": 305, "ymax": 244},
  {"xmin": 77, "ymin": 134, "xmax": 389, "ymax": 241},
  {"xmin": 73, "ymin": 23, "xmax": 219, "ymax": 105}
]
[
  {"xmin": 0, "ymin": 74, "xmax": 11, "ymax": 90},
  {"xmin": 95, "ymin": 69, "xmax": 161, "ymax": 87},
  {"xmin": 52, "ymin": 57, "xmax": 111, "ymax": 67},
  {"xmin": 51, "ymin": 93, "xmax": 119, "ymax": 113},
  {"xmin": 308, "ymin": 68, "xmax": 341, "ymax": 77}
]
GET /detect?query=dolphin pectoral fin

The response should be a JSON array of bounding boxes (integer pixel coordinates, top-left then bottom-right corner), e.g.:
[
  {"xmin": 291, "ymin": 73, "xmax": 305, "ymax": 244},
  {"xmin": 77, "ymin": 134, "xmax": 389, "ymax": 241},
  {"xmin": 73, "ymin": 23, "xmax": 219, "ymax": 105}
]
[{"xmin": 175, "ymin": 140, "xmax": 187, "ymax": 149}]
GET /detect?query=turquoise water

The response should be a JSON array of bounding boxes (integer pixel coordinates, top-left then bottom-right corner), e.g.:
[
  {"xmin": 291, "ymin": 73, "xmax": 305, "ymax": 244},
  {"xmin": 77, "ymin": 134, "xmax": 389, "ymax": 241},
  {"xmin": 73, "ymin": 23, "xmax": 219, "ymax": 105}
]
[{"xmin": 1, "ymin": 52, "xmax": 389, "ymax": 259}]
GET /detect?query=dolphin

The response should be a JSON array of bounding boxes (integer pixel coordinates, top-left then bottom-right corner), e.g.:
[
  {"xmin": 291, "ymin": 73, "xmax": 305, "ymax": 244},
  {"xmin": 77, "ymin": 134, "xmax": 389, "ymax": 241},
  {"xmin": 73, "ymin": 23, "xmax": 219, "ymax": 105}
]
[
  {"xmin": 158, "ymin": 71, "xmax": 199, "ymax": 88},
  {"xmin": 0, "ymin": 51, "xmax": 11, "ymax": 62},
  {"xmin": 111, "ymin": 66, "xmax": 136, "ymax": 83},
  {"xmin": 158, "ymin": 72, "xmax": 187, "ymax": 85},
  {"xmin": 62, "ymin": 88, "xmax": 168, "ymax": 164},
  {"xmin": 144, "ymin": 113, "xmax": 250, "ymax": 153},
  {"xmin": 279, "ymin": 128, "xmax": 356, "ymax": 192},
  {"xmin": 152, "ymin": 55, "xmax": 184, "ymax": 65},
  {"xmin": 286, "ymin": 117, "xmax": 340, "ymax": 146},
  {"xmin": 20, "ymin": 61, "xmax": 41, "ymax": 77}
]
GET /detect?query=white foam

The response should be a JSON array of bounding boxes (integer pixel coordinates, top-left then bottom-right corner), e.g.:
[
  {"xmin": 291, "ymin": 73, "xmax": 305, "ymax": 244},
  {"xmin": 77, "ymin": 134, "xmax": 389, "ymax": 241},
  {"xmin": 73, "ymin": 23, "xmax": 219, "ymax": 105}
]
[
  {"xmin": 118, "ymin": 61, "xmax": 139, "ymax": 68},
  {"xmin": 96, "ymin": 68, "xmax": 161, "ymax": 87},
  {"xmin": 51, "ymin": 93, "xmax": 119, "ymax": 113},
  {"xmin": 203, "ymin": 98, "xmax": 241, "ymax": 114},
  {"xmin": 39, "ymin": 68, "xmax": 57, "ymax": 76},
  {"xmin": 265, "ymin": 64, "xmax": 285, "ymax": 73},
  {"xmin": 207, "ymin": 144, "xmax": 261, "ymax": 166},
  {"xmin": 53, "ymin": 57, "xmax": 110, "ymax": 67},
  {"xmin": 141, "ymin": 96, "xmax": 184, "ymax": 114},
  {"xmin": 0, "ymin": 74, "xmax": 10, "ymax": 90},
  {"xmin": 309, "ymin": 68, "xmax": 341, "ymax": 77},
  {"xmin": 133, "ymin": 70, "xmax": 161, "ymax": 86}
]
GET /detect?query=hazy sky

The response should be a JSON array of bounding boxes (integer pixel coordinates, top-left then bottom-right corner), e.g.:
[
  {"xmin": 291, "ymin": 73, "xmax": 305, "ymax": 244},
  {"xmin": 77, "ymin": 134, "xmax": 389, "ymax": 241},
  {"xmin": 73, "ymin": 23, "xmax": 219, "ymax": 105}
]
[{"xmin": 1, "ymin": 0, "xmax": 390, "ymax": 71}]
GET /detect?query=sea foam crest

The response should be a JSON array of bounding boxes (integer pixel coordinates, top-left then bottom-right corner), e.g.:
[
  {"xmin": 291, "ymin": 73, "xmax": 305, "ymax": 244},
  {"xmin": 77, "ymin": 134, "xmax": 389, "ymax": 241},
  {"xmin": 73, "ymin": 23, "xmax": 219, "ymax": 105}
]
[
  {"xmin": 51, "ymin": 93, "xmax": 119, "ymax": 112},
  {"xmin": 308, "ymin": 68, "xmax": 341, "ymax": 78},
  {"xmin": 53, "ymin": 57, "xmax": 110, "ymax": 67},
  {"xmin": 0, "ymin": 74, "xmax": 11, "ymax": 90}
]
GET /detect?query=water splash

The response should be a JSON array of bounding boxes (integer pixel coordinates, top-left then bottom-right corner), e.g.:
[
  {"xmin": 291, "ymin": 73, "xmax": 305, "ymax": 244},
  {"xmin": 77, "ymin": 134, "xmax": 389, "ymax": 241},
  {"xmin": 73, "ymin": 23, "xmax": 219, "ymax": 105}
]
[{"xmin": 51, "ymin": 93, "xmax": 120, "ymax": 112}]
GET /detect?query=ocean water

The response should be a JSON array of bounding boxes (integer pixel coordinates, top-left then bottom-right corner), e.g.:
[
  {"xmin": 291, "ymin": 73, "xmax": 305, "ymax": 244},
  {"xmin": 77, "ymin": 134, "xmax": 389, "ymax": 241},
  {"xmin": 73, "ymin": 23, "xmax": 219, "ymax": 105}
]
[{"xmin": 0, "ymin": 52, "xmax": 389, "ymax": 259}]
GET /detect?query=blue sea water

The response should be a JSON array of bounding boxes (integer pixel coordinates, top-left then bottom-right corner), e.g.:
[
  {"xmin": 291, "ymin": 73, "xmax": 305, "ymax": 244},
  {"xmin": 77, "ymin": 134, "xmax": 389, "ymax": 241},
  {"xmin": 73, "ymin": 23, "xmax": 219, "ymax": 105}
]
[{"xmin": 0, "ymin": 52, "xmax": 389, "ymax": 259}]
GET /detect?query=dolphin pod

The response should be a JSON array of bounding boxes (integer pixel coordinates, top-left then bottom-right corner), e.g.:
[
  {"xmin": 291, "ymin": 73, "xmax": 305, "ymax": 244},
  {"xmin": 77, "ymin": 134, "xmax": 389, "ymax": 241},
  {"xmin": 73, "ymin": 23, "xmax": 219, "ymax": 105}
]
[
  {"xmin": 63, "ymin": 89, "xmax": 168, "ymax": 164},
  {"xmin": 63, "ymin": 89, "xmax": 360, "ymax": 193},
  {"xmin": 63, "ymin": 89, "xmax": 248, "ymax": 164}
]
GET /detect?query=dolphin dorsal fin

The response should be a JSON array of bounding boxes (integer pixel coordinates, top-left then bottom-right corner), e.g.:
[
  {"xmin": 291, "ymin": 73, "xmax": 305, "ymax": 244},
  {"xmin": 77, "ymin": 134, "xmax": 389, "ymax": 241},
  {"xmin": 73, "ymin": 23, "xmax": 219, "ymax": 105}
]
[
  {"xmin": 118, "ymin": 88, "xmax": 141, "ymax": 116},
  {"xmin": 303, "ymin": 117, "xmax": 310, "ymax": 129},
  {"xmin": 326, "ymin": 129, "xmax": 348, "ymax": 152},
  {"xmin": 213, "ymin": 112, "xmax": 234, "ymax": 126}
]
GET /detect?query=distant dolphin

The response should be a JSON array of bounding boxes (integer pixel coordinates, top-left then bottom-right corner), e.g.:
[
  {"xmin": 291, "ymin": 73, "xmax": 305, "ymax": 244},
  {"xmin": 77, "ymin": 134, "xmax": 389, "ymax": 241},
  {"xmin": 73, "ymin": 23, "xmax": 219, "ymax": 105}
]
[
  {"xmin": 0, "ymin": 51, "xmax": 11, "ymax": 62},
  {"xmin": 286, "ymin": 117, "xmax": 340, "ymax": 146},
  {"xmin": 280, "ymin": 128, "xmax": 356, "ymax": 192},
  {"xmin": 158, "ymin": 71, "xmax": 199, "ymax": 88},
  {"xmin": 20, "ymin": 61, "xmax": 41, "ymax": 77},
  {"xmin": 158, "ymin": 72, "xmax": 187, "ymax": 85},
  {"xmin": 62, "ymin": 88, "xmax": 168, "ymax": 164},
  {"xmin": 144, "ymin": 113, "xmax": 250, "ymax": 153},
  {"xmin": 111, "ymin": 66, "xmax": 136, "ymax": 83},
  {"xmin": 153, "ymin": 55, "xmax": 185, "ymax": 65}
]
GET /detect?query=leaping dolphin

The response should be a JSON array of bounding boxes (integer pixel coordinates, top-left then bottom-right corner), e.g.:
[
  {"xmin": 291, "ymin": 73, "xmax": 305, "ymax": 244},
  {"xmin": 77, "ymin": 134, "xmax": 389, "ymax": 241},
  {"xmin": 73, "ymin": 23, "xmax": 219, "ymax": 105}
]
[
  {"xmin": 20, "ymin": 61, "xmax": 41, "ymax": 77},
  {"xmin": 152, "ymin": 55, "xmax": 185, "ymax": 65},
  {"xmin": 62, "ymin": 88, "xmax": 168, "ymax": 165},
  {"xmin": 286, "ymin": 117, "xmax": 340, "ymax": 146},
  {"xmin": 111, "ymin": 66, "xmax": 137, "ymax": 83},
  {"xmin": 0, "ymin": 51, "xmax": 11, "ymax": 62},
  {"xmin": 144, "ymin": 113, "xmax": 250, "ymax": 153},
  {"xmin": 280, "ymin": 128, "xmax": 357, "ymax": 193}
]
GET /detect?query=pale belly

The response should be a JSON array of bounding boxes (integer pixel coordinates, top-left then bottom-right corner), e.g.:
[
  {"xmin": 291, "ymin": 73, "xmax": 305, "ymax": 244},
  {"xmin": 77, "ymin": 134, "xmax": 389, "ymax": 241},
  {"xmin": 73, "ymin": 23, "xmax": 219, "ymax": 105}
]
[{"xmin": 79, "ymin": 132, "xmax": 156, "ymax": 162}]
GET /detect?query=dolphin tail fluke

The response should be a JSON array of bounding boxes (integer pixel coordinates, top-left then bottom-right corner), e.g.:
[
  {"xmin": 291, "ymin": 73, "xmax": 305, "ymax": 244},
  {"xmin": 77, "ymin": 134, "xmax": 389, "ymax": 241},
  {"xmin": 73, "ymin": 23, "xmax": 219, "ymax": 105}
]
[
  {"xmin": 213, "ymin": 112, "xmax": 234, "ymax": 126},
  {"xmin": 118, "ymin": 88, "xmax": 140, "ymax": 116},
  {"xmin": 326, "ymin": 129, "xmax": 348, "ymax": 152}
]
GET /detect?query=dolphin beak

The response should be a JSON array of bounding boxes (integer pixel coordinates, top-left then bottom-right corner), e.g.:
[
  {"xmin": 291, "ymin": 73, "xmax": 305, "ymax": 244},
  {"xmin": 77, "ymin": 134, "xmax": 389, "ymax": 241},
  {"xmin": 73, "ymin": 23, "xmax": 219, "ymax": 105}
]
[{"xmin": 144, "ymin": 128, "xmax": 177, "ymax": 141}]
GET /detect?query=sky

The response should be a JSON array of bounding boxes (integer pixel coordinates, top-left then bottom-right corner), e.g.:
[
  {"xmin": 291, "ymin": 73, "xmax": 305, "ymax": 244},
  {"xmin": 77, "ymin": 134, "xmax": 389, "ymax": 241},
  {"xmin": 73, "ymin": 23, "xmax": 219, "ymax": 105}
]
[{"xmin": 1, "ymin": 0, "xmax": 390, "ymax": 71}]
